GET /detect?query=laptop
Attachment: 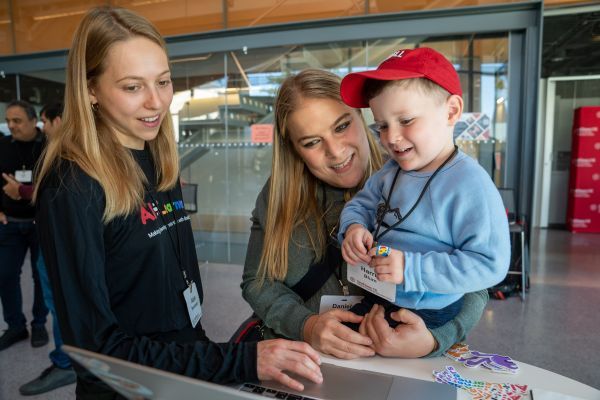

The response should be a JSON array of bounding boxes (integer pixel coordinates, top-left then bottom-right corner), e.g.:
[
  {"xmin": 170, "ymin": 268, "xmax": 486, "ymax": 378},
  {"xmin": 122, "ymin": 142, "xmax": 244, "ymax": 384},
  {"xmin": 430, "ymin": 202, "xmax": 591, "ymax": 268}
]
[{"xmin": 63, "ymin": 345, "xmax": 457, "ymax": 400}]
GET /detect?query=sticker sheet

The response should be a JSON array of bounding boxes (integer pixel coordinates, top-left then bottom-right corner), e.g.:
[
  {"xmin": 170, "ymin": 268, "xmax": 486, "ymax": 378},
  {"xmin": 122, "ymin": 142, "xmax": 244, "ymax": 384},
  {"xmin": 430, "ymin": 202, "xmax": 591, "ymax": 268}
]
[{"xmin": 433, "ymin": 365, "xmax": 528, "ymax": 400}]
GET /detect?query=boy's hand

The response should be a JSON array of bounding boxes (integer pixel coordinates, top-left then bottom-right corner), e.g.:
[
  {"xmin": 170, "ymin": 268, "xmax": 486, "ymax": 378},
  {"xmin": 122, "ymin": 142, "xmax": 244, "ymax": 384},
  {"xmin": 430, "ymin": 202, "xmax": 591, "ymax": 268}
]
[
  {"xmin": 368, "ymin": 246, "xmax": 405, "ymax": 284},
  {"xmin": 341, "ymin": 224, "xmax": 373, "ymax": 265}
]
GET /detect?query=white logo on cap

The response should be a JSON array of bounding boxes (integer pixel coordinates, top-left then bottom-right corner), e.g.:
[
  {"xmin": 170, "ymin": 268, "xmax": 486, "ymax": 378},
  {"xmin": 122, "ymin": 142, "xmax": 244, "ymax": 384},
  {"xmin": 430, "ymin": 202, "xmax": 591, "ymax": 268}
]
[{"xmin": 386, "ymin": 50, "xmax": 406, "ymax": 61}]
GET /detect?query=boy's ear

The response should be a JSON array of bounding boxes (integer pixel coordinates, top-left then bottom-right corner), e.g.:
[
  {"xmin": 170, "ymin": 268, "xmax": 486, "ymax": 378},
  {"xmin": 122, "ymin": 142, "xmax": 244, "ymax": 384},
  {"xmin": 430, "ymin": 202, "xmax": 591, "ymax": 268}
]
[{"xmin": 446, "ymin": 95, "xmax": 463, "ymax": 125}]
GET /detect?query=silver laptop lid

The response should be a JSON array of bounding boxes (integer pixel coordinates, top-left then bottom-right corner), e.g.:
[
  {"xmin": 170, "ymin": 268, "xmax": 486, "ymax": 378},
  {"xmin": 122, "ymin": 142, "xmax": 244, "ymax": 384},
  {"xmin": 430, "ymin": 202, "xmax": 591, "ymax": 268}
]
[{"xmin": 63, "ymin": 344, "xmax": 261, "ymax": 400}]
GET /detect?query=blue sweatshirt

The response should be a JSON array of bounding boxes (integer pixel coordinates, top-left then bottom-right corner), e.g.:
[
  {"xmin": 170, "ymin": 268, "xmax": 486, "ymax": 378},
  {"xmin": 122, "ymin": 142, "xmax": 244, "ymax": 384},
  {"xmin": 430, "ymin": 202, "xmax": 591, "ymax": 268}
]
[{"xmin": 338, "ymin": 151, "xmax": 510, "ymax": 310}]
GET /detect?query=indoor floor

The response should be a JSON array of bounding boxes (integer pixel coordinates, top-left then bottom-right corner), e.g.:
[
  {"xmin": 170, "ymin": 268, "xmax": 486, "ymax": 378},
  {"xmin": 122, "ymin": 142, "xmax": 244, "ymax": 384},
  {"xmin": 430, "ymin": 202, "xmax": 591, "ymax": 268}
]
[{"xmin": 1, "ymin": 228, "xmax": 599, "ymax": 399}]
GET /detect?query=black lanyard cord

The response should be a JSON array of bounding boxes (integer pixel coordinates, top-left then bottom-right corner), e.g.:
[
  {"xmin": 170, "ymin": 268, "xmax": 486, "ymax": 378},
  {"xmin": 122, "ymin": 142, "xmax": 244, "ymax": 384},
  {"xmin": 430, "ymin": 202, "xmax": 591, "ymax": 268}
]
[{"xmin": 374, "ymin": 145, "xmax": 458, "ymax": 243}]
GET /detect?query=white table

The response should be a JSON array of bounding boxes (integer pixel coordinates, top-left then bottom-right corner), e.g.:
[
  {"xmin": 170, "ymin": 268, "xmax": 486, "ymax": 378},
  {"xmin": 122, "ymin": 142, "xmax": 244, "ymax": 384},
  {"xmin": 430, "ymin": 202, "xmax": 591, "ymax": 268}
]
[{"xmin": 320, "ymin": 354, "xmax": 600, "ymax": 400}]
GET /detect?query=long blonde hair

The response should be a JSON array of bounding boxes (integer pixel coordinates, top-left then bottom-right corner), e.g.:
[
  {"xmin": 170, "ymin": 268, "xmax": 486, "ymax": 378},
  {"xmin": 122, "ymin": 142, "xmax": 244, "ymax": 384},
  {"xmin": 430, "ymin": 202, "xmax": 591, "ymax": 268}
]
[
  {"xmin": 34, "ymin": 7, "xmax": 179, "ymax": 222},
  {"xmin": 259, "ymin": 69, "xmax": 384, "ymax": 282}
]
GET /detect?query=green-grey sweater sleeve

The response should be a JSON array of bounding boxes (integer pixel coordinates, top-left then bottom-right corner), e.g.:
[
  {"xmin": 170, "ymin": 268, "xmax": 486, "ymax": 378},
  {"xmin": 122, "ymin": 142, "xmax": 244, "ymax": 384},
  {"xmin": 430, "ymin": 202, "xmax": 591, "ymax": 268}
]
[
  {"xmin": 241, "ymin": 182, "xmax": 315, "ymax": 341},
  {"xmin": 425, "ymin": 290, "xmax": 489, "ymax": 358}
]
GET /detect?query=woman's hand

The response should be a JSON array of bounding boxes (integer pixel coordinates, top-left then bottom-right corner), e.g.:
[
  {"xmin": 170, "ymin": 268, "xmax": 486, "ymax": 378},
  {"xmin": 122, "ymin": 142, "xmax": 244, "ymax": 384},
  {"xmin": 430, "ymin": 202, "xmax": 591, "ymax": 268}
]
[
  {"xmin": 256, "ymin": 339, "xmax": 323, "ymax": 392},
  {"xmin": 304, "ymin": 310, "xmax": 375, "ymax": 359},
  {"xmin": 358, "ymin": 304, "xmax": 437, "ymax": 358}
]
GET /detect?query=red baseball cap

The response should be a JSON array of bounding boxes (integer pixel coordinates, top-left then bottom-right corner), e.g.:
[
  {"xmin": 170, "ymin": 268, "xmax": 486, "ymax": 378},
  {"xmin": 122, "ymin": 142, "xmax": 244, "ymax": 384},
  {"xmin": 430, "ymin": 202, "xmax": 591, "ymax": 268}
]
[{"xmin": 340, "ymin": 47, "xmax": 462, "ymax": 108}]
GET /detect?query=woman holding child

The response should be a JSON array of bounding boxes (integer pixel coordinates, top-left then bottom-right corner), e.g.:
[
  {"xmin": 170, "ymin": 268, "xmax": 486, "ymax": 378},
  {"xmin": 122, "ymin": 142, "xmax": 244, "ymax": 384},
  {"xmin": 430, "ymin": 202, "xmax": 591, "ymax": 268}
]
[{"xmin": 241, "ymin": 68, "xmax": 490, "ymax": 359}]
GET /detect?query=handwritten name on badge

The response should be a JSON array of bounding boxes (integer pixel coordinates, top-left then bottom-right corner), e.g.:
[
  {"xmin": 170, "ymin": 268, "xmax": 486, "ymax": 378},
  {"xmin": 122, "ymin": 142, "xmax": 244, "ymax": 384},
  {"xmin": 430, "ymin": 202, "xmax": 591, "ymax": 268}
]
[
  {"xmin": 319, "ymin": 295, "xmax": 364, "ymax": 314},
  {"xmin": 346, "ymin": 263, "xmax": 396, "ymax": 303}
]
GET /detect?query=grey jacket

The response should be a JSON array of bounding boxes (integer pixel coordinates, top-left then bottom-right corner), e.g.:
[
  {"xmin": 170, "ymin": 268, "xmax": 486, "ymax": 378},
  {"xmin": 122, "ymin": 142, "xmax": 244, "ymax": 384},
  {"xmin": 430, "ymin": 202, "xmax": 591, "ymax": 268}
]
[{"xmin": 241, "ymin": 180, "xmax": 488, "ymax": 357}]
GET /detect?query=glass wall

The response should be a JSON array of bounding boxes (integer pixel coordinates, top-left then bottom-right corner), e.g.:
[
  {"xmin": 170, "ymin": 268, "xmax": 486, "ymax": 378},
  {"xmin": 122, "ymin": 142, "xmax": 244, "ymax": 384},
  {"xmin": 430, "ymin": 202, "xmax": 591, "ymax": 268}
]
[
  {"xmin": 170, "ymin": 34, "xmax": 509, "ymax": 263},
  {"xmin": 2, "ymin": 32, "xmax": 510, "ymax": 262}
]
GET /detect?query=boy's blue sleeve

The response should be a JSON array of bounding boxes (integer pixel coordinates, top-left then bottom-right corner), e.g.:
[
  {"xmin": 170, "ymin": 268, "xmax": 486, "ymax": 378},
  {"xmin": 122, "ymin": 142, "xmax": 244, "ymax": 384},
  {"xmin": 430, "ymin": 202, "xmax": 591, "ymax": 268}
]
[{"xmin": 402, "ymin": 173, "xmax": 511, "ymax": 294}]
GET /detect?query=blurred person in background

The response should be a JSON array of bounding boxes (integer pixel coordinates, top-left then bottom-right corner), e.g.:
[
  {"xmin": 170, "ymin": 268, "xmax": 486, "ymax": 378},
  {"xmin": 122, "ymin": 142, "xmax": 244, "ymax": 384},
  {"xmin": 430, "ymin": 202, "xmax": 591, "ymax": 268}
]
[{"xmin": 0, "ymin": 100, "xmax": 49, "ymax": 352}]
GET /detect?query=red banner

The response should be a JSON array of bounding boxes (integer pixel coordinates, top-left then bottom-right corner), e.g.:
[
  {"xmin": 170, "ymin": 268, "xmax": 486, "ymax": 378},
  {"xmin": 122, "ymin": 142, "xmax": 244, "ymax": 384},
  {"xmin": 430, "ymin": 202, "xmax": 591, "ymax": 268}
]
[{"xmin": 566, "ymin": 106, "xmax": 600, "ymax": 233}]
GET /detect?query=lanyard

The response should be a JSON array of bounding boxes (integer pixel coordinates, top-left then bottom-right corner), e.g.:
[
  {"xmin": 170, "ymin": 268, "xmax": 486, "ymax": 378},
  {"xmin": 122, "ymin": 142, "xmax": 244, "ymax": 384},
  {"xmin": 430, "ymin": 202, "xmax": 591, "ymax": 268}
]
[
  {"xmin": 372, "ymin": 146, "xmax": 458, "ymax": 244},
  {"xmin": 321, "ymin": 185, "xmax": 349, "ymax": 295},
  {"xmin": 145, "ymin": 183, "xmax": 192, "ymax": 288}
]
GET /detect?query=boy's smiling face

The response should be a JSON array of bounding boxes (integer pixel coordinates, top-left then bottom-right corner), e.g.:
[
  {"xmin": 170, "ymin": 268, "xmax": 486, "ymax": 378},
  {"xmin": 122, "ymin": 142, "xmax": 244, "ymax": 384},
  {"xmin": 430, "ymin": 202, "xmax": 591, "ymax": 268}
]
[{"xmin": 369, "ymin": 82, "xmax": 463, "ymax": 172}]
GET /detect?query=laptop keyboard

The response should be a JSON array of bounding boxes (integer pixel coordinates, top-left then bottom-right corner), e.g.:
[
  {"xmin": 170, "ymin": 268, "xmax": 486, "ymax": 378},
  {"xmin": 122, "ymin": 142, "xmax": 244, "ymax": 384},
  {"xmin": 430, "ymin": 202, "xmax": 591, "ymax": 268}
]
[{"xmin": 240, "ymin": 383, "xmax": 317, "ymax": 400}]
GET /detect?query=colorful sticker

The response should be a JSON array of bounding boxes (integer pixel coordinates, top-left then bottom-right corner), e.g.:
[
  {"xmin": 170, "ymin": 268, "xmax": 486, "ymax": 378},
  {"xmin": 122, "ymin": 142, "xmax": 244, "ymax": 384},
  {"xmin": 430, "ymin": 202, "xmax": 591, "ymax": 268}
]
[
  {"xmin": 375, "ymin": 245, "xmax": 391, "ymax": 257},
  {"xmin": 433, "ymin": 366, "xmax": 528, "ymax": 400}
]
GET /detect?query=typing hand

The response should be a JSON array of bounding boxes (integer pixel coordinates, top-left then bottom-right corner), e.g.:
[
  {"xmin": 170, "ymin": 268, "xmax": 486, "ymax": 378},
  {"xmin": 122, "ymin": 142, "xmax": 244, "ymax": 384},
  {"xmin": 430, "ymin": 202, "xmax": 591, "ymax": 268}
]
[
  {"xmin": 256, "ymin": 339, "xmax": 323, "ymax": 392},
  {"xmin": 0, "ymin": 211, "xmax": 6, "ymax": 225}
]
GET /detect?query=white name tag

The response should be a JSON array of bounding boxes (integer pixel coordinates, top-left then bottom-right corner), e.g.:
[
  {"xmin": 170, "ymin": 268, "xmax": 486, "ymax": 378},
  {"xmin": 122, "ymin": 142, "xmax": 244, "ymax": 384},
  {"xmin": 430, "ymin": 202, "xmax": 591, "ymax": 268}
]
[
  {"xmin": 183, "ymin": 282, "xmax": 202, "ymax": 328},
  {"xmin": 319, "ymin": 295, "xmax": 364, "ymax": 314},
  {"xmin": 346, "ymin": 263, "xmax": 397, "ymax": 303},
  {"xmin": 15, "ymin": 169, "xmax": 33, "ymax": 183}
]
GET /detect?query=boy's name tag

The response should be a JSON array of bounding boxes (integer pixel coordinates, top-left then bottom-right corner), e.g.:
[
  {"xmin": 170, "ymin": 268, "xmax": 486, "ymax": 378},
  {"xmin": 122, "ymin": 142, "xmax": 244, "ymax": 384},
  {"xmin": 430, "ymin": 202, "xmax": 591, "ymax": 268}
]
[
  {"xmin": 319, "ymin": 295, "xmax": 364, "ymax": 314},
  {"xmin": 183, "ymin": 282, "xmax": 202, "ymax": 328},
  {"xmin": 346, "ymin": 263, "xmax": 397, "ymax": 303},
  {"xmin": 15, "ymin": 169, "xmax": 33, "ymax": 183}
]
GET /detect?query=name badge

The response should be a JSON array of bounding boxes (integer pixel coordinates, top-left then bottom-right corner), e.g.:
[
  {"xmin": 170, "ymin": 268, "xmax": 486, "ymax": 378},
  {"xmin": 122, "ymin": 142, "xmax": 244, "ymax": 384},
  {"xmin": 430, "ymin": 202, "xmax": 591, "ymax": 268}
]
[
  {"xmin": 319, "ymin": 295, "xmax": 364, "ymax": 314},
  {"xmin": 15, "ymin": 169, "xmax": 33, "ymax": 183},
  {"xmin": 346, "ymin": 263, "xmax": 397, "ymax": 303},
  {"xmin": 183, "ymin": 282, "xmax": 202, "ymax": 328}
]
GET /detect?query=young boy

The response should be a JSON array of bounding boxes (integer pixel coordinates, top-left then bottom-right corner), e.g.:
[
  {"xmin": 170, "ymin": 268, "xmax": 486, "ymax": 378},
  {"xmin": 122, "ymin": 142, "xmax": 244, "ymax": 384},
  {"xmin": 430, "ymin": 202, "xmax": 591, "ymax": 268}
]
[{"xmin": 337, "ymin": 47, "xmax": 510, "ymax": 330}]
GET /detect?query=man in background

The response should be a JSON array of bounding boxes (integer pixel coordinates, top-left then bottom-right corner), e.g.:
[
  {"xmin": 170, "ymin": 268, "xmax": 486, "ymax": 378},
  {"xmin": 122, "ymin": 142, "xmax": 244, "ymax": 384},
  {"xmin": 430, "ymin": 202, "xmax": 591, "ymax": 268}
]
[{"xmin": 0, "ymin": 100, "xmax": 49, "ymax": 352}]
